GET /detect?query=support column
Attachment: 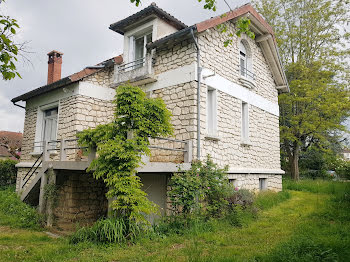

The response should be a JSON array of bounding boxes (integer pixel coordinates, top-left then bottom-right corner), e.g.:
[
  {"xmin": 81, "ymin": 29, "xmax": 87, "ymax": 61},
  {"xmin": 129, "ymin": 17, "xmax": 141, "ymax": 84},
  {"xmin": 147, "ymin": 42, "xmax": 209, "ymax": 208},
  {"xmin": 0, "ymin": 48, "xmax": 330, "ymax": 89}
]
[{"xmin": 46, "ymin": 167, "xmax": 57, "ymax": 227}]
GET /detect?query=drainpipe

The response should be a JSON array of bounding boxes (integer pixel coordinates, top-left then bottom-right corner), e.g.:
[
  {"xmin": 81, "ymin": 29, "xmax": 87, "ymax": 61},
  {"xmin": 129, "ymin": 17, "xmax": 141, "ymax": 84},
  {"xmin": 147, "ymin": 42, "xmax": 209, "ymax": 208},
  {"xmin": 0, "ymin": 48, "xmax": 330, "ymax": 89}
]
[{"xmin": 191, "ymin": 28, "xmax": 202, "ymax": 160}]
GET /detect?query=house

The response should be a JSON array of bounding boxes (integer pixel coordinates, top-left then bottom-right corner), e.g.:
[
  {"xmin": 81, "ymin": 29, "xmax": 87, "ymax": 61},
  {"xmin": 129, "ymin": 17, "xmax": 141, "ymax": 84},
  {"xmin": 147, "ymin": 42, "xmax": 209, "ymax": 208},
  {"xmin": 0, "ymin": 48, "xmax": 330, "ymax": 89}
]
[
  {"xmin": 343, "ymin": 148, "xmax": 350, "ymax": 161},
  {"xmin": 0, "ymin": 131, "xmax": 22, "ymax": 160},
  {"xmin": 11, "ymin": 3, "xmax": 288, "ymax": 226}
]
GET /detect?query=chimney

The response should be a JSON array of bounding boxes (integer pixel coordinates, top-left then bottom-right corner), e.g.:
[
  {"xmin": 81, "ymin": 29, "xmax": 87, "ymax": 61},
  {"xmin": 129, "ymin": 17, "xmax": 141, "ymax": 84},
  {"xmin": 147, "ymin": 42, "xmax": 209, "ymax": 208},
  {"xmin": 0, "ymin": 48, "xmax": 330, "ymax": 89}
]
[{"xmin": 47, "ymin": 50, "xmax": 63, "ymax": 84}]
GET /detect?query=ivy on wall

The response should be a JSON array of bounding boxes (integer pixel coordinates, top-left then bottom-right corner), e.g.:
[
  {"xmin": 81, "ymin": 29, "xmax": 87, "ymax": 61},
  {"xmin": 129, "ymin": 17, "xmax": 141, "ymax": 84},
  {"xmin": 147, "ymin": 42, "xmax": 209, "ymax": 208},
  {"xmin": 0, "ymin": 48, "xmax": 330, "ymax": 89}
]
[{"xmin": 78, "ymin": 84, "xmax": 173, "ymax": 223}]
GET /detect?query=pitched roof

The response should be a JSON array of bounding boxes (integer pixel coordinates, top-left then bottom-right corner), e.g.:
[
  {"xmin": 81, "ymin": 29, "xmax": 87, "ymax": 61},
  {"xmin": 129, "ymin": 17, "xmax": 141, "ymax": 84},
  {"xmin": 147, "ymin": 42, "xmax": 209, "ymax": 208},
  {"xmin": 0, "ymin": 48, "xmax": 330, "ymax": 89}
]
[
  {"xmin": 109, "ymin": 2, "xmax": 187, "ymax": 35},
  {"xmin": 0, "ymin": 131, "xmax": 22, "ymax": 158},
  {"xmin": 12, "ymin": 55, "xmax": 123, "ymax": 103}
]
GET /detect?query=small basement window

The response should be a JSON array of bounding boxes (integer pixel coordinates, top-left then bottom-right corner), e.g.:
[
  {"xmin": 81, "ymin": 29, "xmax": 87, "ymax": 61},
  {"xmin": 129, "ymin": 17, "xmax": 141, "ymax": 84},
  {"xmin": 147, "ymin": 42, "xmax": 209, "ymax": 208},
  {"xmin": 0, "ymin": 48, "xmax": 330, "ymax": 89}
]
[
  {"xmin": 259, "ymin": 178, "xmax": 267, "ymax": 191},
  {"xmin": 229, "ymin": 179, "xmax": 238, "ymax": 188}
]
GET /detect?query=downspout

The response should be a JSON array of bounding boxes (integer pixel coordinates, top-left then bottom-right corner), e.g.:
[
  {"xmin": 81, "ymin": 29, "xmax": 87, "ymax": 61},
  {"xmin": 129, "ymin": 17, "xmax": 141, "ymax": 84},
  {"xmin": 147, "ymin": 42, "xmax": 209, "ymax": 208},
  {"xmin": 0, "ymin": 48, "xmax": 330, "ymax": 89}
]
[
  {"xmin": 12, "ymin": 102, "xmax": 25, "ymax": 109},
  {"xmin": 191, "ymin": 28, "xmax": 202, "ymax": 160}
]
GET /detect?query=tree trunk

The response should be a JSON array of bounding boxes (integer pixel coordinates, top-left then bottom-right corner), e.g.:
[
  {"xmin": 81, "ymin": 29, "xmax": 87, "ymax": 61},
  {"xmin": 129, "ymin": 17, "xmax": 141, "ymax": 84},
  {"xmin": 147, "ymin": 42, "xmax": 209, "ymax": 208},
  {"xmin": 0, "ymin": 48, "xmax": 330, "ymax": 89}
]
[{"xmin": 290, "ymin": 143, "xmax": 300, "ymax": 181}]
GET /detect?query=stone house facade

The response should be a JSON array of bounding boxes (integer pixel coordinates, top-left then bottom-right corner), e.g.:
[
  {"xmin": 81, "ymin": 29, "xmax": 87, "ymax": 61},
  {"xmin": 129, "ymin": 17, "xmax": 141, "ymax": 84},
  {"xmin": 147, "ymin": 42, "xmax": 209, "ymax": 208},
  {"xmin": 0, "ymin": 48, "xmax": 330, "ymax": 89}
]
[{"xmin": 12, "ymin": 3, "xmax": 288, "ymax": 225}]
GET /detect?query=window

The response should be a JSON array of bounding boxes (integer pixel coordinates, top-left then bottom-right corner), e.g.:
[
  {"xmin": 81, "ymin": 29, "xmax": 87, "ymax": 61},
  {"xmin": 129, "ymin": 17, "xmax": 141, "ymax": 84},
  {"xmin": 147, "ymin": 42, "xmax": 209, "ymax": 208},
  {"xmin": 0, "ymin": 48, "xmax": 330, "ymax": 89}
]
[
  {"xmin": 239, "ymin": 40, "xmax": 255, "ymax": 82},
  {"xmin": 207, "ymin": 88, "xmax": 217, "ymax": 136},
  {"xmin": 241, "ymin": 102, "xmax": 249, "ymax": 142},
  {"xmin": 229, "ymin": 179, "xmax": 238, "ymax": 188},
  {"xmin": 240, "ymin": 42, "xmax": 247, "ymax": 77},
  {"xmin": 42, "ymin": 107, "xmax": 58, "ymax": 143},
  {"xmin": 129, "ymin": 32, "xmax": 152, "ymax": 68},
  {"xmin": 259, "ymin": 178, "xmax": 267, "ymax": 191}
]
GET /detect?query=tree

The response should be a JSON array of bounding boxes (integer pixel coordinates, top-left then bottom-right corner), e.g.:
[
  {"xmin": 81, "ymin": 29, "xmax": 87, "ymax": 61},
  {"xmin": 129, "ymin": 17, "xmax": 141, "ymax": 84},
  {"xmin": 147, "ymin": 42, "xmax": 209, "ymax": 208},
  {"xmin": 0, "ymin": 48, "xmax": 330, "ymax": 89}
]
[
  {"xmin": 78, "ymin": 84, "xmax": 173, "ymax": 223},
  {"xmin": 255, "ymin": 0, "xmax": 350, "ymax": 180},
  {"xmin": 0, "ymin": 0, "xmax": 21, "ymax": 80}
]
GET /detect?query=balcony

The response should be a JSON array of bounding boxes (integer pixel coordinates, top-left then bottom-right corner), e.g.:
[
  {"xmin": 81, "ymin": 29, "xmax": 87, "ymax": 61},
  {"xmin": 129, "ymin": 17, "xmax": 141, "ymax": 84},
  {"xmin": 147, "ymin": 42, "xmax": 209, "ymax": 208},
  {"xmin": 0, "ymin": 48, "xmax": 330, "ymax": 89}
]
[
  {"xmin": 114, "ymin": 52, "xmax": 157, "ymax": 86},
  {"xmin": 238, "ymin": 66, "xmax": 256, "ymax": 89}
]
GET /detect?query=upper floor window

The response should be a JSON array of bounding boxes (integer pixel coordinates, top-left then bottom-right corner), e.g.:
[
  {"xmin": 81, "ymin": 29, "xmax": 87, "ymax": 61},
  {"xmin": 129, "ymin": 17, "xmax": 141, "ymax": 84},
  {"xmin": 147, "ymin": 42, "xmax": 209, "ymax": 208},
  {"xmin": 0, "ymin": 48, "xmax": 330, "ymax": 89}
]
[
  {"xmin": 207, "ymin": 87, "xmax": 217, "ymax": 136},
  {"xmin": 129, "ymin": 31, "xmax": 152, "ymax": 68},
  {"xmin": 43, "ymin": 107, "xmax": 58, "ymax": 142},
  {"xmin": 241, "ymin": 101, "xmax": 249, "ymax": 143},
  {"xmin": 239, "ymin": 40, "xmax": 255, "ymax": 83}
]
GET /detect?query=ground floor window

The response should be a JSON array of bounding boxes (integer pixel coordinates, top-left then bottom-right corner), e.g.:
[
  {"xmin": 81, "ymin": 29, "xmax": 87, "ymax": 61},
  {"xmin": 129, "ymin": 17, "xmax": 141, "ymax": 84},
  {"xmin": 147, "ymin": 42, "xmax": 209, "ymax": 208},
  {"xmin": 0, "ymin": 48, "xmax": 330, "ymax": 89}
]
[{"xmin": 259, "ymin": 178, "xmax": 267, "ymax": 191}]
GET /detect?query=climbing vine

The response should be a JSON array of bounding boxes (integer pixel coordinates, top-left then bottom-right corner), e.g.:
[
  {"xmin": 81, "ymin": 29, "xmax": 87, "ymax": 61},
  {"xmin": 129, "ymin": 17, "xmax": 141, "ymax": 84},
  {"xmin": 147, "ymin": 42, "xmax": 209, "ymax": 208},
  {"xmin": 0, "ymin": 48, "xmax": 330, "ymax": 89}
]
[{"xmin": 78, "ymin": 84, "xmax": 173, "ymax": 223}]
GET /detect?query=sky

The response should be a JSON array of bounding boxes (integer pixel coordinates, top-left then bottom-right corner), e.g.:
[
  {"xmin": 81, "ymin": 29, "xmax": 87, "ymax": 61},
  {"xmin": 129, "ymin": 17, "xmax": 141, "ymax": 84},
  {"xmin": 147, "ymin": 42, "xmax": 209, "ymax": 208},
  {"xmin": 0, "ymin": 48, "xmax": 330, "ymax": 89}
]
[
  {"xmin": 0, "ymin": 0, "xmax": 349, "ymax": 140},
  {"xmin": 0, "ymin": 0, "xmax": 250, "ymax": 132}
]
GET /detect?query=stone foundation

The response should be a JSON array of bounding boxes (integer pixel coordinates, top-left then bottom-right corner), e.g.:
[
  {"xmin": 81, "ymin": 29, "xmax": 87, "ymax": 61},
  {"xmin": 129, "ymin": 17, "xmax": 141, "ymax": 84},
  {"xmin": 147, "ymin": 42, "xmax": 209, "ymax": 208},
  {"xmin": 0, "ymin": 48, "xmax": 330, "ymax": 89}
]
[
  {"xmin": 227, "ymin": 174, "xmax": 282, "ymax": 192},
  {"xmin": 54, "ymin": 170, "xmax": 108, "ymax": 225}
]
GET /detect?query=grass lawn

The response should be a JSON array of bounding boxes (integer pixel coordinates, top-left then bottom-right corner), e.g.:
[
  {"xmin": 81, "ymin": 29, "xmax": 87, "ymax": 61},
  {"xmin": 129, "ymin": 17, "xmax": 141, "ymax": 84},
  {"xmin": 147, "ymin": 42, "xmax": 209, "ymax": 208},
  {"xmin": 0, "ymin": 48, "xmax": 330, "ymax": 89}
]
[{"xmin": 0, "ymin": 180, "xmax": 349, "ymax": 261}]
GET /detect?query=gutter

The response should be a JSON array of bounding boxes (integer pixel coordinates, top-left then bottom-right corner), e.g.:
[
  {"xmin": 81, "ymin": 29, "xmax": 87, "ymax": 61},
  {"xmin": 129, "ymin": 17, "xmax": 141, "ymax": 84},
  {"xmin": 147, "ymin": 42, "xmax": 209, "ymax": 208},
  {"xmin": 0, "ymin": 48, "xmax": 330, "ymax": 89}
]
[{"xmin": 190, "ymin": 28, "xmax": 202, "ymax": 160}]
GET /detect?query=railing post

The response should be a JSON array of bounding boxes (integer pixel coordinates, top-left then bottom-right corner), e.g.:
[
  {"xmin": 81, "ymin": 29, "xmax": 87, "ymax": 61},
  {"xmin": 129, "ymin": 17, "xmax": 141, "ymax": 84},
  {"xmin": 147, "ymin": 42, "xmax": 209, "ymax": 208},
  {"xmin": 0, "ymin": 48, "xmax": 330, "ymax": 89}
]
[
  {"xmin": 60, "ymin": 139, "xmax": 66, "ymax": 161},
  {"xmin": 88, "ymin": 146, "xmax": 96, "ymax": 163},
  {"xmin": 184, "ymin": 140, "xmax": 193, "ymax": 163},
  {"xmin": 43, "ymin": 141, "xmax": 49, "ymax": 162}
]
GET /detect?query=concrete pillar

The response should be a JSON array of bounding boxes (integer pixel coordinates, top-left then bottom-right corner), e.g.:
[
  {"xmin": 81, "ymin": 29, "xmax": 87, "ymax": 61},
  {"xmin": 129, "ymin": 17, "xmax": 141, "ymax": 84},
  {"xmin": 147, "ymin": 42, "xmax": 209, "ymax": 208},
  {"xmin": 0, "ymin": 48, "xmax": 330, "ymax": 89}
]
[{"xmin": 46, "ymin": 168, "xmax": 57, "ymax": 227}]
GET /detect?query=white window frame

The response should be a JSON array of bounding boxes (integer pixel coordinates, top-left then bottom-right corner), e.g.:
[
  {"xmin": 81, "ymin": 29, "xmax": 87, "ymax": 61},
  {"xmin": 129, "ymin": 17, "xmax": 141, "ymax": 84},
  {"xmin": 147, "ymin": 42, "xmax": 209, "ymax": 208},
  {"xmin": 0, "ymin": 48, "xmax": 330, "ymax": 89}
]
[
  {"xmin": 241, "ymin": 101, "xmax": 250, "ymax": 144},
  {"xmin": 33, "ymin": 102, "xmax": 59, "ymax": 154},
  {"xmin": 206, "ymin": 87, "xmax": 217, "ymax": 137},
  {"xmin": 259, "ymin": 178, "xmax": 267, "ymax": 191}
]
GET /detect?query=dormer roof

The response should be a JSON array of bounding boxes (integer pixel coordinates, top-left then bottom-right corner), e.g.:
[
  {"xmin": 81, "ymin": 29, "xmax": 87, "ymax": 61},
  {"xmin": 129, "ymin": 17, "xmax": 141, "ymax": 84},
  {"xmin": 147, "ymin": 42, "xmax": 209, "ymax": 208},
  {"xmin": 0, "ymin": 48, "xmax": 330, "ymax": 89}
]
[{"xmin": 109, "ymin": 2, "xmax": 187, "ymax": 35}]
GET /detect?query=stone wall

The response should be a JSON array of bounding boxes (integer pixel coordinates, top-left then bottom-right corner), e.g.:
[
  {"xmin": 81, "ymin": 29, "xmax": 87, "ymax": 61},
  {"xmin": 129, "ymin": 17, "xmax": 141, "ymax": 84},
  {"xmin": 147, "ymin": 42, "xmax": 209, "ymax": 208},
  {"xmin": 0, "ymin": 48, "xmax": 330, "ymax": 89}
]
[
  {"xmin": 150, "ymin": 82, "xmax": 197, "ymax": 162},
  {"xmin": 153, "ymin": 39, "xmax": 196, "ymax": 75},
  {"xmin": 198, "ymin": 23, "xmax": 278, "ymax": 104},
  {"xmin": 200, "ymin": 87, "xmax": 281, "ymax": 170},
  {"xmin": 82, "ymin": 67, "xmax": 114, "ymax": 88},
  {"xmin": 54, "ymin": 170, "xmax": 108, "ymax": 224},
  {"xmin": 20, "ymin": 107, "xmax": 38, "ymax": 162},
  {"xmin": 228, "ymin": 174, "xmax": 282, "ymax": 192}
]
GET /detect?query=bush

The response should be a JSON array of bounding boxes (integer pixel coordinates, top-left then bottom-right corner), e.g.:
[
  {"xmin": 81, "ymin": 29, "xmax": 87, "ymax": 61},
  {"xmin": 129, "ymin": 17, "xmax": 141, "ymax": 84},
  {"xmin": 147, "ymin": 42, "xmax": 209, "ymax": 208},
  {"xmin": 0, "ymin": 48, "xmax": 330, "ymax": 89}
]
[
  {"xmin": 0, "ymin": 159, "xmax": 18, "ymax": 186},
  {"xmin": 70, "ymin": 218, "xmax": 148, "ymax": 244},
  {"xmin": 0, "ymin": 186, "xmax": 41, "ymax": 229},
  {"xmin": 169, "ymin": 155, "xmax": 230, "ymax": 218},
  {"xmin": 334, "ymin": 160, "xmax": 350, "ymax": 180},
  {"xmin": 226, "ymin": 189, "xmax": 254, "ymax": 209}
]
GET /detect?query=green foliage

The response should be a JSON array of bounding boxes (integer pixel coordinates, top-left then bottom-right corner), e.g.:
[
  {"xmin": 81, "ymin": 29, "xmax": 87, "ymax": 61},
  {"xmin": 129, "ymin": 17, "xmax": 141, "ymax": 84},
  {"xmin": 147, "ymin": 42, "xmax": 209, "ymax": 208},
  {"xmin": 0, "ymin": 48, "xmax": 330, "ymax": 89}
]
[
  {"xmin": 0, "ymin": 186, "xmax": 41, "ymax": 229},
  {"xmin": 283, "ymin": 178, "xmax": 348, "ymax": 195},
  {"xmin": 254, "ymin": 190, "xmax": 291, "ymax": 210},
  {"xmin": 255, "ymin": 0, "xmax": 350, "ymax": 180},
  {"xmin": 0, "ymin": 1, "xmax": 21, "ymax": 80},
  {"xmin": 78, "ymin": 84, "xmax": 173, "ymax": 224},
  {"xmin": 169, "ymin": 156, "xmax": 229, "ymax": 217},
  {"xmin": 70, "ymin": 217, "xmax": 146, "ymax": 244},
  {"xmin": 333, "ymin": 159, "xmax": 350, "ymax": 180},
  {"xmin": 259, "ymin": 237, "xmax": 339, "ymax": 262},
  {"xmin": 226, "ymin": 189, "xmax": 254, "ymax": 209},
  {"xmin": 0, "ymin": 159, "xmax": 17, "ymax": 186}
]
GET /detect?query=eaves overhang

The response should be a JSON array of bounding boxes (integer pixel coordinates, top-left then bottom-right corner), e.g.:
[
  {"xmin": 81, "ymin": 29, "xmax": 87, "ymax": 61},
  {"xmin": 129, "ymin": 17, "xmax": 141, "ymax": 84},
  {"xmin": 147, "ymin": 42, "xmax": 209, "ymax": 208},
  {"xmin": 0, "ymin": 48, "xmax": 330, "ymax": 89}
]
[{"xmin": 109, "ymin": 3, "xmax": 187, "ymax": 35}]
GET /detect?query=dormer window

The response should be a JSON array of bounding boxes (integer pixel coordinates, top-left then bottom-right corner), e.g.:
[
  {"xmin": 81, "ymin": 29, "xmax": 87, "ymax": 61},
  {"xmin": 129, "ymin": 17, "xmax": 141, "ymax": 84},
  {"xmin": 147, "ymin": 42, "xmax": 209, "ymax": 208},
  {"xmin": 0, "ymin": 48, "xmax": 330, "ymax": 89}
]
[
  {"xmin": 128, "ymin": 31, "xmax": 152, "ymax": 69},
  {"xmin": 134, "ymin": 32, "xmax": 152, "ymax": 64}
]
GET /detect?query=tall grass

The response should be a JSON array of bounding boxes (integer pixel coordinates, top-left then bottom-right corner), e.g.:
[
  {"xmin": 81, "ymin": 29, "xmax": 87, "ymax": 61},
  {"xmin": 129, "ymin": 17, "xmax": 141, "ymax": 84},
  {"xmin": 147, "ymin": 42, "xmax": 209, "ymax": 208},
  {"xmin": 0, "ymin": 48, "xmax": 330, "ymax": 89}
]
[
  {"xmin": 0, "ymin": 186, "xmax": 41, "ymax": 229},
  {"xmin": 70, "ymin": 218, "xmax": 146, "ymax": 244},
  {"xmin": 254, "ymin": 190, "xmax": 291, "ymax": 210},
  {"xmin": 283, "ymin": 178, "xmax": 348, "ymax": 195}
]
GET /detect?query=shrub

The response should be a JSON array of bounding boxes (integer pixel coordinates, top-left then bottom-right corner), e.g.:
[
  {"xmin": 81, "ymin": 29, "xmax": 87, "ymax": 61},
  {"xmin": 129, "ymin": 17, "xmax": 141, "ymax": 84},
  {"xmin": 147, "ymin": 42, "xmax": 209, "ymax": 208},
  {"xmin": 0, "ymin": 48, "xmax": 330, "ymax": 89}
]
[
  {"xmin": 0, "ymin": 186, "xmax": 41, "ymax": 229},
  {"xmin": 70, "ymin": 218, "xmax": 148, "ymax": 244},
  {"xmin": 0, "ymin": 159, "xmax": 18, "ymax": 186},
  {"xmin": 169, "ymin": 155, "xmax": 230, "ymax": 218},
  {"xmin": 226, "ymin": 189, "xmax": 254, "ymax": 209}
]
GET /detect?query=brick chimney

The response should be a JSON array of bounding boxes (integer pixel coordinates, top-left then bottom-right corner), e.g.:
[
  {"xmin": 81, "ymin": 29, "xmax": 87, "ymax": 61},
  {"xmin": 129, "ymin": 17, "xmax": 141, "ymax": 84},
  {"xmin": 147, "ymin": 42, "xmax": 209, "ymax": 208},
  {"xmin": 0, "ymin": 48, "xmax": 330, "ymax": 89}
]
[{"xmin": 47, "ymin": 50, "xmax": 63, "ymax": 84}]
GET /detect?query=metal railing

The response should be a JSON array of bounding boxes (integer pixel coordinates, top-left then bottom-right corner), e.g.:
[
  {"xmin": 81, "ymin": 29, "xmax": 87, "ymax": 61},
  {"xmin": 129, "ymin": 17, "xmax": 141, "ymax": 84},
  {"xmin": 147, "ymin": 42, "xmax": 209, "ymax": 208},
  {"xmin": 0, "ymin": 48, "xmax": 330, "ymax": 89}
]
[
  {"xmin": 21, "ymin": 152, "xmax": 43, "ymax": 189},
  {"xmin": 118, "ymin": 57, "xmax": 146, "ymax": 72},
  {"xmin": 239, "ymin": 66, "xmax": 256, "ymax": 81}
]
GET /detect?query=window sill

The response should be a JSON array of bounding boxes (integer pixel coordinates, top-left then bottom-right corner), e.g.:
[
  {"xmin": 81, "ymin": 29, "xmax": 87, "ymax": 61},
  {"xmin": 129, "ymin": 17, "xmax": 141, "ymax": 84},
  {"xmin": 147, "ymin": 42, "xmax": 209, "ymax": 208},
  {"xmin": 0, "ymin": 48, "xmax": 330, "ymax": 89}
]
[
  {"xmin": 30, "ymin": 151, "xmax": 58, "ymax": 156},
  {"xmin": 238, "ymin": 76, "xmax": 256, "ymax": 89},
  {"xmin": 205, "ymin": 134, "xmax": 220, "ymax": 141},
  {"xmin": 240, "ymin": 140, "xmax": 252, "ymax": 146}
]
